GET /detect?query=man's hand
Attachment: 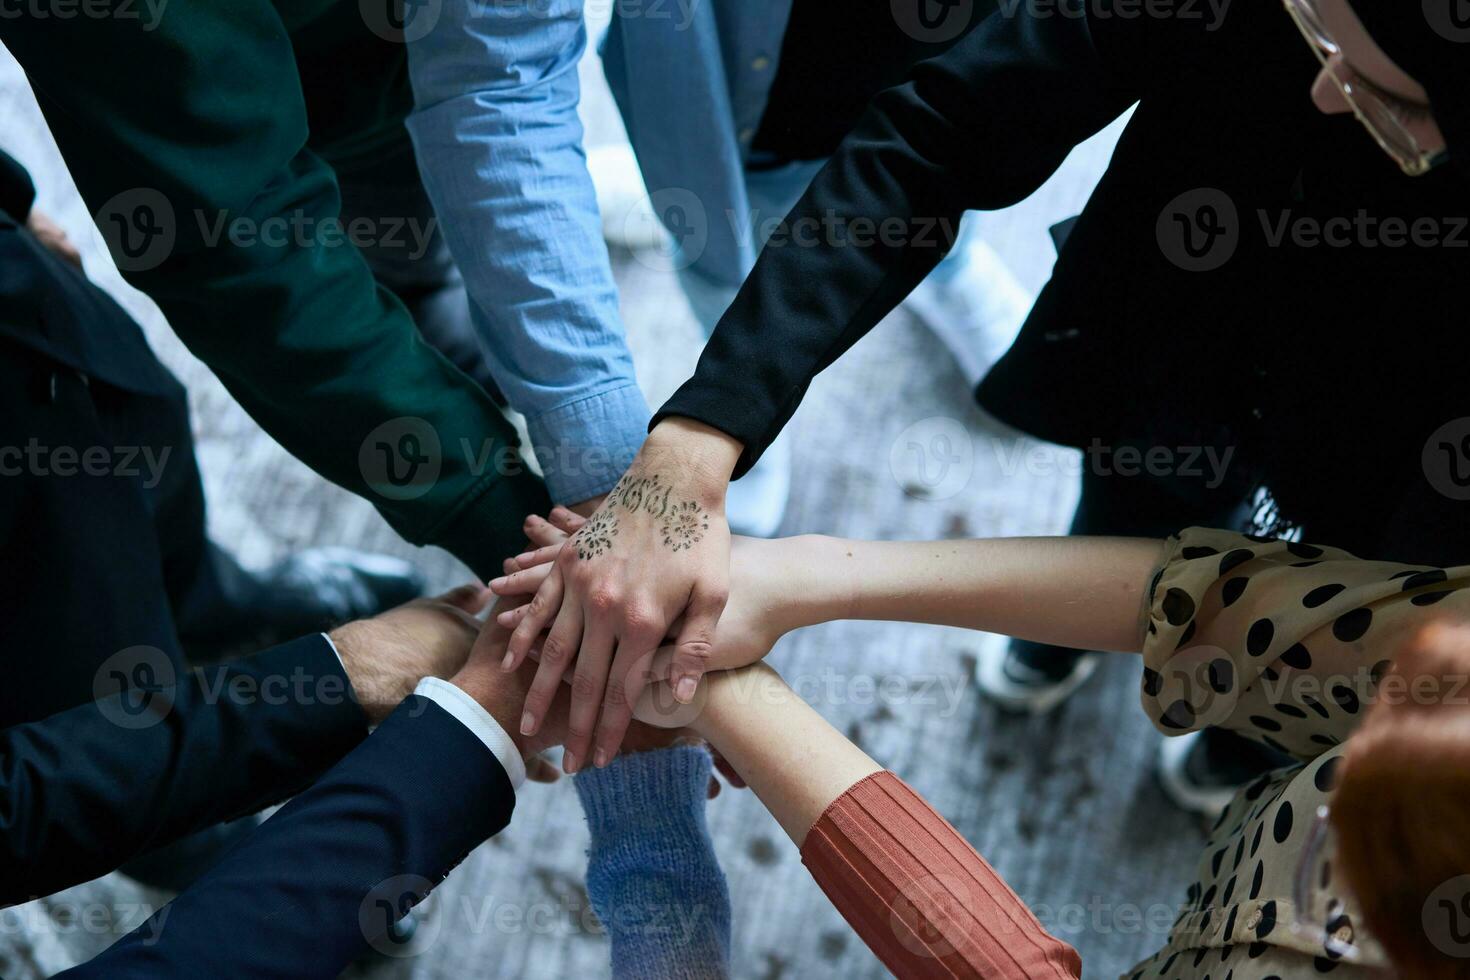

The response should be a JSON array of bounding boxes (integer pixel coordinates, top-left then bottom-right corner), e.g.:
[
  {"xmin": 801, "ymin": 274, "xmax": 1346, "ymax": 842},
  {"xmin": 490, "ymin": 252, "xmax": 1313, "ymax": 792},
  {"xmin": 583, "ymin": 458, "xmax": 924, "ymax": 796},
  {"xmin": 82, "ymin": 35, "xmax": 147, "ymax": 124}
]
[
  {"xmin": 328, "ymin": 583, "xmax": 493, "ymax": 725},
  {"xmin": 493, "ymin": 418, "xmax": 741, "ymax": 773}
]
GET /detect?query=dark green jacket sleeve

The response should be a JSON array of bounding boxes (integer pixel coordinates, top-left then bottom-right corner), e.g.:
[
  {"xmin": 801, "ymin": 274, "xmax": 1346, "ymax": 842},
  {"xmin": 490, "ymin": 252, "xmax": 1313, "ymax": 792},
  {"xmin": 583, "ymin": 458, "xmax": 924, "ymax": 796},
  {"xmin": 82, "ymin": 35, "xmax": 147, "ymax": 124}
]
[{"xmin": 0, "ymin": 4, "xmax": 547, "ymax": 577}]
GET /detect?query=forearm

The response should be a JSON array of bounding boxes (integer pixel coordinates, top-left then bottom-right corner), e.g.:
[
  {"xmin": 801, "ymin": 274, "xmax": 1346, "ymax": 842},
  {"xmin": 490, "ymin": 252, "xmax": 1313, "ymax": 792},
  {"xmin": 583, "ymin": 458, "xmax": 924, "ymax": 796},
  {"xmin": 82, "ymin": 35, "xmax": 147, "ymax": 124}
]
[
  {"xmin": 405, "ymin": 0, "xmax": 649, "ymax": 504},
  {"xmin": 691, "ymin": 667, "xmax": 881, "ymax": 846},
  {"xmin": 768, "ymin": 534, "xmax": 1166, "ymax": 655}
]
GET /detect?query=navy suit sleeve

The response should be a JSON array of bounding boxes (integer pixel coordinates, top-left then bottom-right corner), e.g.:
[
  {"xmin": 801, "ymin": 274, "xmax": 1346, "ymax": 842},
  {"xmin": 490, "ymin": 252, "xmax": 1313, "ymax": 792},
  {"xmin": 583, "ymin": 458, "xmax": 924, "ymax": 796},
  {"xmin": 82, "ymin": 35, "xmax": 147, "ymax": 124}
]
[
  {"xmin": 0, "ymin": 635, "xmax": 367, "ymax": 906},
  {"xmin": 652, "ymin": 7, "xmax": 1143, "ymax": 475},
  {"xmin": 60, "ymin": 696, "xmax": 517, "ymax": 979}
]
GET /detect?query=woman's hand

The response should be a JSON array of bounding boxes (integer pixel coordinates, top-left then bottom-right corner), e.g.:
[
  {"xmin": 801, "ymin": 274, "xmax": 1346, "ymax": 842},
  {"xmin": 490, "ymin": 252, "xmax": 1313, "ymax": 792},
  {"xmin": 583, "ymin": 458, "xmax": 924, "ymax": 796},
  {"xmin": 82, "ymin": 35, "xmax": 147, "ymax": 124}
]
[{"xmin": 492, "ymin": 513, "xmax": 811, "ymax": 675}]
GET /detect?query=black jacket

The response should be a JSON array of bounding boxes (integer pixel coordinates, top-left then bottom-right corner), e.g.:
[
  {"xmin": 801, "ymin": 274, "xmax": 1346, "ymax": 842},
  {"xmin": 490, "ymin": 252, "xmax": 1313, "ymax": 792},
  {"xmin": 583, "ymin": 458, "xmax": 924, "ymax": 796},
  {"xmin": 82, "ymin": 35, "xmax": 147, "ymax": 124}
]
[{"xmin": 655, "ymin": 2, "xmax": 1470, "ymax": 537}]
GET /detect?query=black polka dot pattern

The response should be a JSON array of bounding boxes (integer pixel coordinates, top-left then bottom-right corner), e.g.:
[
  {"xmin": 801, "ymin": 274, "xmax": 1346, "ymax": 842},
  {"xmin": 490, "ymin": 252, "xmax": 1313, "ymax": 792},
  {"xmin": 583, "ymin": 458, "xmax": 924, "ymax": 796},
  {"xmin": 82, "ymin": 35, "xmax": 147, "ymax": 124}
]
[{"xmin": 1331, "ymin": 608, "xmax": 1372, "ymax": 643}]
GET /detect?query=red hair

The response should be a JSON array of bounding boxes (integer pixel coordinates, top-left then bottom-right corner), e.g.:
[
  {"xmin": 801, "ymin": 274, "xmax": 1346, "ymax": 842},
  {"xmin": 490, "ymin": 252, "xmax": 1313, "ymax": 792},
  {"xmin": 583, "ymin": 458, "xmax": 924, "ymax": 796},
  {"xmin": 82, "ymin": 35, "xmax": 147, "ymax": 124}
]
[{"xmin": 1332, "ymin": 621, "xmax": 1470, "ymax": 978}]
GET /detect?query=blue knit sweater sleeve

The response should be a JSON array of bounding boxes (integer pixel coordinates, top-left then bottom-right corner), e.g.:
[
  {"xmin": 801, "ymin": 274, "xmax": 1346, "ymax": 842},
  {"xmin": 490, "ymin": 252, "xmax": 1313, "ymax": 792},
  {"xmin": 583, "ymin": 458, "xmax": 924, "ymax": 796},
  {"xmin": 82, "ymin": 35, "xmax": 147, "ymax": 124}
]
[{"xmin": 574, "ymin": 744, "xmax": 732, "ymax": 980}]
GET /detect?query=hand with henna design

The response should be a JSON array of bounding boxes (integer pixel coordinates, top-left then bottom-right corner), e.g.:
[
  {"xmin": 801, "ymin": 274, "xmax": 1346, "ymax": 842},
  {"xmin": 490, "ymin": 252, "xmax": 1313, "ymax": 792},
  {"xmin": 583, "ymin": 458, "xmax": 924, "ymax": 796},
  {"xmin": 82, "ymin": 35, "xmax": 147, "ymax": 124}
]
[{"xmin": 489, "ymin": 418, "xmax": 740, "ymax": 774}]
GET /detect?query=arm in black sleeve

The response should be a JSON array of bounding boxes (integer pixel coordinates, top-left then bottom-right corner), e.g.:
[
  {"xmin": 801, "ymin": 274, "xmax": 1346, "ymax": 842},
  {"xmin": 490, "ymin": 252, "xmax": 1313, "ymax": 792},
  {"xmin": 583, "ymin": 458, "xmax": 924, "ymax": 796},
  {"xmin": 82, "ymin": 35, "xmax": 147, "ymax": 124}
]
[
  {"xmin": 59, "ymin": 697, "xmax": 517, "ymax": 979},
  {"xmin": 653, "ymin": 8, "xmax": 1143, "ymax": 475},
  {"xmin": 0, "ymin": 636, "xmax": 367, "ymax": 906}
]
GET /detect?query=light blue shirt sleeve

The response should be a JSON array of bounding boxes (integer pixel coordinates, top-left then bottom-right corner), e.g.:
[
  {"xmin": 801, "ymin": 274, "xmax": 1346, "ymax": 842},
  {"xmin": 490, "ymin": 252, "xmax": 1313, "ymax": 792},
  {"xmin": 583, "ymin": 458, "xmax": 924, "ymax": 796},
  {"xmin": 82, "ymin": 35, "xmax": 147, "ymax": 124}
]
[{"xmin": 404, "ymin": 0, "xmax": 651, "ymax": 505}]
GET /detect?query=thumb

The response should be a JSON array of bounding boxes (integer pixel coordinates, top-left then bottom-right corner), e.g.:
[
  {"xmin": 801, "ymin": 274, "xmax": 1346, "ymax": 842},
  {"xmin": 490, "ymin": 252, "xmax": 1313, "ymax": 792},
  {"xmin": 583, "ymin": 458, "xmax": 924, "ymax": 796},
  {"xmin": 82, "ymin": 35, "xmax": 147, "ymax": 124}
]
[
  {"xmin": 438, "ymin": 582, "xmax": 494, "ymax": 614},
  {"xmin": 669, "ymin": 586, "xmax": 725, "ymax": 704}
]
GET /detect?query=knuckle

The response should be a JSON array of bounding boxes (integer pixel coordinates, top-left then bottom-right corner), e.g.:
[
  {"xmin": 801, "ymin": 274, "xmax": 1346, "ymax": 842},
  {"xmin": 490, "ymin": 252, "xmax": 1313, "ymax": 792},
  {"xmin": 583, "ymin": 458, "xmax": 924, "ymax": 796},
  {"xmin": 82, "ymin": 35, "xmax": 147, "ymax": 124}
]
[
  {"xmin": 588, "ymin": 587, "xmax": 620, "ymax": 615},
  {"xmin": 540, "ymin": 636, "xmax": 570, "ymax": 667},
  {"xmin": 566, "ymin": 724, "xmax": 593, "ymax": 743},
  {"xmin": 621, "ymin": 605, "xmax": 661, "ymax": 638},
  {"xmin": 570, "ymin": 672, "xmax": 600, "ymax": 701},
  {"xmin": 602, "ymin": 677, "xmax": 630, "ymax": 709},
  {"xmin": 677, "ymin": 639, "xmax": 714, "ymax": 665}
]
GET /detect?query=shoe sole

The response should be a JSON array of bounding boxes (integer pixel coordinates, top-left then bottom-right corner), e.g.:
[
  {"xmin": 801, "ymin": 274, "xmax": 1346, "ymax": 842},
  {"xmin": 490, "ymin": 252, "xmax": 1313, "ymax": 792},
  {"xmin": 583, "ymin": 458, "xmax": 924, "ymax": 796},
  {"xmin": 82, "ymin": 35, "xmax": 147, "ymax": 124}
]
[{"xmin": 972, "ymin": 632, "xmax": 1103, "ymax": 715}]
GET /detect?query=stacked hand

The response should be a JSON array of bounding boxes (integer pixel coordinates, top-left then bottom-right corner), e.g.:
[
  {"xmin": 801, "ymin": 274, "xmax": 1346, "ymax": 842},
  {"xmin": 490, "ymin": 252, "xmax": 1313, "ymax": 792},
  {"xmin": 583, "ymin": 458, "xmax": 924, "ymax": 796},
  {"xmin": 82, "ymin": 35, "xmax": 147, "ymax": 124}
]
[
  {"xmin": 488, "ymin": 508, "xmax": 802, "ymax": 751},
  {"xmin": 485, "ymin": 419, "xmax": 743, "ymax": 774}
]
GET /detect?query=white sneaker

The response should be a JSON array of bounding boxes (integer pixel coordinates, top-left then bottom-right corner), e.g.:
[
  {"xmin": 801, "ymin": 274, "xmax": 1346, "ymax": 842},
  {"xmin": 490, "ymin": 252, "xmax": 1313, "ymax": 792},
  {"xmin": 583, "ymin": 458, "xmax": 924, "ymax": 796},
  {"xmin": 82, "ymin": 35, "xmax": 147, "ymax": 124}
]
[
  {"xmin": 725, "ymin": 425, "xmax": 793, "ymax": 538},
  {"xmin": 972, "ymin": 630, "xmax": 1102, "ymax": 715},
  {"xmin": 903, "ymin": 227, "xmax": 1034, "ymax": 390},
  {"xmin": 1156, "ymin": 732, "xmax": 1237, "ymax": 822},
  {"xmin": 588, "ymin": 143, "xmax": 668, "ymax": 252}
]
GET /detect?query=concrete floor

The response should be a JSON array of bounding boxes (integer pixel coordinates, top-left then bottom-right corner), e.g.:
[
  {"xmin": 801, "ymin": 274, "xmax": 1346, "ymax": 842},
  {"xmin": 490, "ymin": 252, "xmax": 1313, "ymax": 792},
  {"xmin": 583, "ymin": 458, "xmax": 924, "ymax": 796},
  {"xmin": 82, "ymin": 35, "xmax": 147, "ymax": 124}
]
[{"xmin": 1, "ymin": 23, "xmax": 1207, "ymax": 980}]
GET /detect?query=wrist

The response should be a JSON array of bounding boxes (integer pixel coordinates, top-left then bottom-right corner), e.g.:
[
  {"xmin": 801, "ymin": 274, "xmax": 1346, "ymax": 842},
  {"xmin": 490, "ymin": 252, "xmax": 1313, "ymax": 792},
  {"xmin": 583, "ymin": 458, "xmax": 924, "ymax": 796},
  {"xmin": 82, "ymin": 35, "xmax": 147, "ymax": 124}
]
[
  {"xmin": 447, "ymin": 663, "xmax": 528, "ymax": 757},
  {"xmin": 328, "ymin": 620, "xmax": 405, "ymax": 725},
  {"xmin": 642, "ymin": 418, "xmax": 742, "ymax": 500}
]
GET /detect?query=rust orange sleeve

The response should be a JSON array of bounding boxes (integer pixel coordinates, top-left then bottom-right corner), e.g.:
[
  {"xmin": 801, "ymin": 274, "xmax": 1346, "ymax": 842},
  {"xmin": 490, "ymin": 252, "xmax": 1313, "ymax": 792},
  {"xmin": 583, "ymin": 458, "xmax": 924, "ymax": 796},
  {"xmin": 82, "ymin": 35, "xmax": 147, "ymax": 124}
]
[{"xmin": 799, "ymin": 771, "xmax": 1081, "ymax": 979}]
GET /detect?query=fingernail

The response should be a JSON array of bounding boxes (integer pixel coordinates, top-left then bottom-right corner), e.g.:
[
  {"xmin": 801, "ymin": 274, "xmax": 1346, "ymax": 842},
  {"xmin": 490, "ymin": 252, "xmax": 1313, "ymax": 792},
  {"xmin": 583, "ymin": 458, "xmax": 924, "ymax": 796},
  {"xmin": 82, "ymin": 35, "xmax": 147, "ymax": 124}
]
[
  {"xmin": 593, "ymin": 747, "xmax": 609, "ymax": 768},
  {"xmin": 501, "ymin": 650, "xmax": 515, "ymax": 671},
  {"xmin": 488, "ymin": 576, "xmax": 507, "ymax": 590},
  {"xmin": 520, "ymin": 712, "xmax": 536, "ymax": 736},
  {"xmin": 563, "ymin": 750, "xmax": 579, "ymax": 775},
  {"xmin": 675, "ymin": 677, "xmax": 698, "ymax": 703}
]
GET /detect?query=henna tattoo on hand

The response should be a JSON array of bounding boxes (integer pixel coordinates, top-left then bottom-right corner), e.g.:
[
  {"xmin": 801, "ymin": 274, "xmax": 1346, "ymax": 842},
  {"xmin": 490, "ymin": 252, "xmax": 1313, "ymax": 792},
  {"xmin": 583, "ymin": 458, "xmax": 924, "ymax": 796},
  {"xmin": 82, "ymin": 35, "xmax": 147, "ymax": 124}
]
[
  {"xmin": 595, "ymin": 471, "xmax": 709, "ymax": 553},
  {"xmin": 660, "ymin": 500, "xmax": 709, "ymax": 552},
  {"xmin": 574, "ymin": 510, "xmax": 618, "ymax": 560}
]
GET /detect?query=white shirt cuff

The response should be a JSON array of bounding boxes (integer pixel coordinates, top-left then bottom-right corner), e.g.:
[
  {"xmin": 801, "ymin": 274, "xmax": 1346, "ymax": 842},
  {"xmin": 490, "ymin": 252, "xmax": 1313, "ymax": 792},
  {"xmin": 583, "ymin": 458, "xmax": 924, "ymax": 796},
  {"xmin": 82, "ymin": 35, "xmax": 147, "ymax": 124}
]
[{"xmin": 413, "ymin": 676, "xmax": 527, "ymax": 790}]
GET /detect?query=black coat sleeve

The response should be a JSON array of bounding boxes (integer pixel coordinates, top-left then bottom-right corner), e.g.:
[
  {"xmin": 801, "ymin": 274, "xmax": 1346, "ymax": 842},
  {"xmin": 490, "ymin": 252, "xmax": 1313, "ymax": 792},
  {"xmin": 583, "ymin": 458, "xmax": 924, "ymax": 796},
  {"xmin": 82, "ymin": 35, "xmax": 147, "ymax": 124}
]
[
  {"xmin": 653, "ymin": 8, "xmax": 1144, "ymax": 476},
  {"xmin": 58, "ymin": 696, "xmax": 518, "ymax": 979},
  {"xmin": 0, "ymin": 635, "xmax": 367, "ymax": 905}
]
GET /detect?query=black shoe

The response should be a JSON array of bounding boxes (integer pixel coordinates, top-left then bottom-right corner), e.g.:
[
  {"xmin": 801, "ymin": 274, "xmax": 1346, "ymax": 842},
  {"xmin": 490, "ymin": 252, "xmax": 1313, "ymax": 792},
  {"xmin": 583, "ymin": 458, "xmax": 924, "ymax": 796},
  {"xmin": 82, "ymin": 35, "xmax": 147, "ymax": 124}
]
[
  {"xmin": 1157, "ymin": 729, "xmax": 1294, "ymax": 819},
  {"xmin": 182, "ymin": 547, "xmax": 425, "ymax": 661}
]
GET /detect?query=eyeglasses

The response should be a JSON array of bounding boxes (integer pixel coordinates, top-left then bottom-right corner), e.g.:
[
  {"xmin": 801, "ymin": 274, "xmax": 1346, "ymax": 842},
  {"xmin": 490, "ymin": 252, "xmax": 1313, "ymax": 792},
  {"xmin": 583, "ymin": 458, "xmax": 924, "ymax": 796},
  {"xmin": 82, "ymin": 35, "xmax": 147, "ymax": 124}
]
[
  {"xmin": 1291, "ymin": 804, "xmax": 1364, "ymax": 963},
  {"xmin": 1281, "ymin": 0, "xmax": 1449, "ymax": 177}
]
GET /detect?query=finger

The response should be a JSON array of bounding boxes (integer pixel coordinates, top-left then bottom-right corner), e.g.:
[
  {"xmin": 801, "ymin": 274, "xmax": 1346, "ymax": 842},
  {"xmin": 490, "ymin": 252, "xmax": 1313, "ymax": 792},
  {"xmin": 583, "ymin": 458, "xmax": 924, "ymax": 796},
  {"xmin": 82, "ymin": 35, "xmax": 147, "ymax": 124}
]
[
  {"xmin": 520, "ymin": 601, "xmax": 584, "ymax": 737},
  {"xmin": 669, "ymin": 585, "xmax": 727, "ymax": 703},
  {"xmin": 496, "ymin": 602, "xmax": 537, "ymax": 631},
  {"xmin": 506, "ymin": 542, "xmax": 564, "ymax": 572},
  {"xmin": 488, "ymin": 562, "xmax": 554, "ymax": 597},
  {"xmin": 522, "ymin": 514, "xmax": 572, "ymax": 549},
  {"xmin": 562, "ymin": 617, "xmax": 616, "ymax": 774},
  {"xmin": 503, "ymin": 566, "xmax": 564, "ymax": 670},
  {"xmin": 548, "ymin": 506, "xmax": 588, "ymax": 534},
  {"xmin": 591, "ymin": 641, "xmax": 658, "ymax": 768},
  {"xmin": 438, "ymin": 582, "xmax": 494, "ymax": 614}
]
